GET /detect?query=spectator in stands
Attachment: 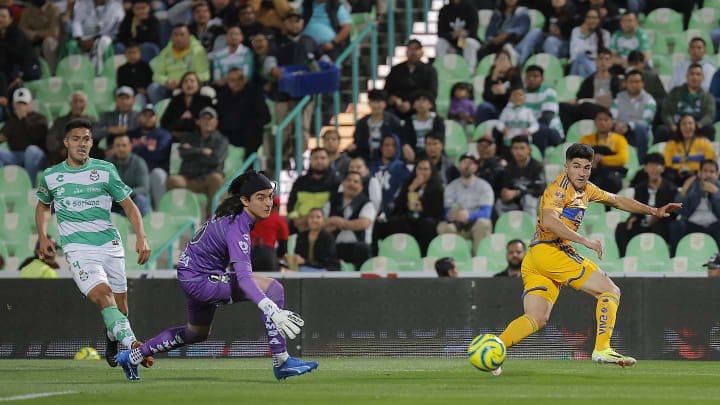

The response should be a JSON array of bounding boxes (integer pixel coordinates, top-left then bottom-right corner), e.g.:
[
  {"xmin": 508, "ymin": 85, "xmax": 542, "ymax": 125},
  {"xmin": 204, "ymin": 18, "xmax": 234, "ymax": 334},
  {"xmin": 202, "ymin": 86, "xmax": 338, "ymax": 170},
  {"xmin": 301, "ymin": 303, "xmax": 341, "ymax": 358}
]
[
  {"xmin": 299, "ymin": 0, "xmax": 351, "ymax": 60},
  {"xmin": 167, "ymin": 106, "xmax": 228, "ymax": 217},
  {"xmin": 657, "ymin": 64, "xmax": 716, "ymax": 143},
  {"xmin": 475, "ymin": 49, "xmax": 521, "ymax": 124},
  {"xmin": 292, "ymin": 207, "xmax": 340, "ymax": 271},
  {"xmin": 148, "ymin": 24, "xmax": 209, "ymax": 103},
  {"xmin": 478, "ymin": 0, "xmax": 533, "ymax": 64},
  {"xmin": 576, "ymin": 0, "xmax": 620, "ymax": 32},
  {"xmin": 401, "ymin": 90, "xmax": 444, "ymax": 163},
  {"xmin": 523, "ymin": 65, "xmax": 564, "ymax": 153},
  {"xmin": 435, "ymin": 257, "xmax": 458, "ymax": 277},
  {"xmin": 475, "ymin": 134, "xmax": 506, "ymax": 193},
  {"xmin": 117, "ymin": 0, "xmax": 161, "ymax": 61},
  {"xmin": 249, "ymin": 0, "xmax": 290, "ymax": 33},
  {"xmin": 47, "ymin": 91, "xmax": 96, "ymax": 166},
  {"xmin": 384, "ymin": 39, "xmax": 438, "ymax": 120},
  {"xmin": 18, "ymin": 0, "xmax": 60, "ymax": 73},
  {"xmin": 419, "ymin": 132, "xmax": 453, "ymax": 185},
  {"xmin": 211, "ymin": 25, "xmax": 254, "ymax": 85},
  {"xmin": 0, "ymin": 253, "xmax": 4, "ymax": 270},
  {"xmin": 0, "ymin": 5, "xmax": 40, "ymax": 85},
  {"xmin": 0, "ymin": 0, "xmax": 20, "ymax": 23},
  {"xmin": 670, "ymin": 159, "xmax": 720, "ymax": 255},
  {"xmin": 250, "ymin": 196, "xmax": 288, "ymax": 272},
  {"xmin": 703, "ymin": 254, "xmax": 720, "ymax": 278},
  {"xmin": 610, "ymin": 69, "xmax": 656, "ymax": 164},
  {"xmin": 94, "ymin": 86, "xmax": 139, "ymax": 153},
  {"xmin": 669, "ymin": 37, "xmax": 715, "ymax": 92},
  {"xmin": 560, "ymin": 48, "xmax": 620, "ymax": 129},
  {"xmin": 615, "ymin": 153, "xmax": 675, "ymax": 257},
  {"xmin": 496, "ymin": 87, "xmax": 539, "ymax": 152},
  {"xmin": 238, "ymin": 4, "xmax": 268, "ymax": 48},
  {"xmin": 117, "ymin": 43, "xmax": 154, "ymax": 107},
  {"xmin": 161, "ymin": 71, "xmax": 214, "ymax": 138},
  {"xmin": 437, "ymin": 154, "xmax": 493, "ymax": 253},
  {"xmin": 369, "ymin": 134, "xmax": 410, "ymax": 215},
  {"xmin": 627, "ymin": 50, "xmax": 666, "ymax": 107},
  {"xmin": 107, "ymin": 133, "xmax": 151, "ymax": 217},
  {"xmin": 436, "ymin": 0, "xmax": 480, "ymax": 74},
  {"xmin": 578, "ymin": 108, "xmax": 629, "ymax": 194},
  {"xmin": 448, "ymin": 82, "xmax": 475, "ymax": 128},
  {"xmin": 493, "ymin": 239, "xmax": 525, "ymax": 277},
  {"xmin": 127, "ymin": 104, "xmax": 172, "ymax": 209},
  {"xmin": 68, "ymin": 0, "xmax": 125, "ymax": 74},
  {"xmin": 19, "ymin": 237, "xmax": 60, "ymax": 278},
  {"xmin": 608, "ymin": 12, "xmax": 649, "ymax": 69},
  {"xmin": 0, "ymin": 88, "xmax": 47, "ymax": 186},
  {"xmin": 349, "ymin": 89, "xmax": 402, "ymax": 162},
  {"xmin": 663, "ymin": 114, "xmax": 718, "ymax": 185},
  {"xmin": 251, "ymin": 32, "xmax": 281, "ymax": 91},
  {"xmin": 569, "ymin": 9, "xmax": 610, "ymax": 78},
  {"xmin": 537, "ymin": 0, "xmax": 575, "ymax": 58},
  {"xmin": 287, "ymin": 147, "xmax": 341, "ymax": 232},
  {"xmin": 323, "ymin": 171, "xmax": 376, "ymax": 270},
  {"xmin": 209, "ymin": 0, "xmax": 239, "ymax": 29},
  {"xmin": 495, "ymin": 136, "xmax": 544, "ymax": 218},
  {"xmin": 189, "ymin": 0, "xmax": 226, "ymax": 52},
  {"xmin": 348, "ymin": 156, "xmax": 382, "ymax": 213},
  {"xmin": 374, "ymin": 158, "xmax": 444, "ymax": 255},
  {"xmin": 215, "ymin": 67, "xmax": 269, "ymax": 154},
  {"xmin": 323, "ymin": 129, "xmax": 350, "ymax": 179}
]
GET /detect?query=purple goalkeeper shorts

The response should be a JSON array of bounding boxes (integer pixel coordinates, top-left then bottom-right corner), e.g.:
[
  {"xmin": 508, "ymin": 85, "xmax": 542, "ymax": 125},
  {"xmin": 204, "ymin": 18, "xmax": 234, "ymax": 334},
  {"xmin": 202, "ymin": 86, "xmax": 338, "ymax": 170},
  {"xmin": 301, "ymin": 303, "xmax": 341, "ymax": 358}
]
[{"xmin": 177, "ymin": 270, "xmax": 248, "ymax": 326}]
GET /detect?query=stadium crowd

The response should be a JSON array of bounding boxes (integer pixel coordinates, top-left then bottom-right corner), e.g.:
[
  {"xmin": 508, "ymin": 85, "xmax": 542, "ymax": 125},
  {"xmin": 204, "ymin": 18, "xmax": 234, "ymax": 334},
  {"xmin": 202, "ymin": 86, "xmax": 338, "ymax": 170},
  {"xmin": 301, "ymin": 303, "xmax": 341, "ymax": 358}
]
[{"xmin": 0, "ymin": 0, "xmax": 719, "ymax": 274}]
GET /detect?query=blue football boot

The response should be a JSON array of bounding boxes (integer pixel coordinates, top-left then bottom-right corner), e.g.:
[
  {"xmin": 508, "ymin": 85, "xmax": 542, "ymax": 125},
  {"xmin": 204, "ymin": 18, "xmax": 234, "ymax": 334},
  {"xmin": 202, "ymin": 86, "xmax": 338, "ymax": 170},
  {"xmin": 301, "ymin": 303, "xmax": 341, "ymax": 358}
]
[
  {"xmin": 116, "ymin": 350, "xmax": 141, "ymax": 381},
  {"xmin": 273, "ymin": 357, "xmax": 319, "ymax": 380}
]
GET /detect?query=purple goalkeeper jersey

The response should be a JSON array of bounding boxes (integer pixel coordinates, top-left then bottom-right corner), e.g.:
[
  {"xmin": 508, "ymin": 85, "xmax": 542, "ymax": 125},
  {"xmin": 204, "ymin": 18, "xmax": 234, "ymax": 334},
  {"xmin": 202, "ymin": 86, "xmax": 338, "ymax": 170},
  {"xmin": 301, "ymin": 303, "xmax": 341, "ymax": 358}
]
[{"xmin": 177, "ymin": 210, "xmax": 266, "ymax": 304}]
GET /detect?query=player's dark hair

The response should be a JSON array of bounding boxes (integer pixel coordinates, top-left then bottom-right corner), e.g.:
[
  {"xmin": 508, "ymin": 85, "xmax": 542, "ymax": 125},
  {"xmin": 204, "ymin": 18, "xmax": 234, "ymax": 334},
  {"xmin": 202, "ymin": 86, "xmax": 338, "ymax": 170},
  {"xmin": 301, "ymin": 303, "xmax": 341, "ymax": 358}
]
[
  {"xmin": 435, "ymin": 257, "xmax": 455, "ymax": 277},
  {"xmin": 506, "ymin": 239, "xmax": 526, "ymax": 249},
  {"xmin": 701, "ymin": 159, "xmax": 718, "ymax": 172},
  {"xmin": 215, "ymin": 170, "xmax": 273, "ymax": 220},
  {"xmin": 566, "ymin": 143, "xmax": 594, "ymax": 162},
  {"xmin": 64, "ymin": 118, "xmax": 94, "ymax": 137},
  {"xmin": 525, "ymin": 65, "xmax": 543, "ymax": 76},
  {"xmin": 643, "ymin": 153, "xmax": 664, "ymax": 166}
]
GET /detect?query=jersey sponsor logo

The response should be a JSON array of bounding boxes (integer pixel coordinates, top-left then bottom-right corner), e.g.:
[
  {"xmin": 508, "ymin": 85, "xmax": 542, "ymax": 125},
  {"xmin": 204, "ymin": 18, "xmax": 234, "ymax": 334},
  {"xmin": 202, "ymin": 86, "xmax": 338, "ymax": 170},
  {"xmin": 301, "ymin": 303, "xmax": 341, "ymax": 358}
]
[
  {"xmin": 57, "ymin": 174, "xmax": 64, "ymax": 183},
  {"xmin": 554, "ymin": 190, "xmax": 564, "ymax": 199},
  {"xmin": 38, "ymin": 186, "xmax": 49, "ymax": 196},
  {"xmin": 89, "ymin": 170, "xmax": 100, "ymax": 182},
  {"xmin": 599, "ymin": 314, "xmax": 608, "ymax": 335},
  {"xmin": 57, "ymin": 186, "xmax": 65, "ymax": 196},
  {"xmin": 178, "ymin": 251, "xmax": 190, "ymax": 267},
  {"xmin": 239, "ymin": 239, "xmax": 249, "ymax": 254}
]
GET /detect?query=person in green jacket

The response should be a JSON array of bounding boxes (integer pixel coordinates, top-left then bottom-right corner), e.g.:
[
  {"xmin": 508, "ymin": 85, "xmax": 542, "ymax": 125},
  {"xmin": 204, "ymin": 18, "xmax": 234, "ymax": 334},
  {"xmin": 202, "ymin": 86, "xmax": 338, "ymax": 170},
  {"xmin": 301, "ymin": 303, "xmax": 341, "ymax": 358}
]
[
  {"xmin": 19, "ymin": 237, "xmax": 60, "ymax": 278},
  {"xmin": 147, "ymin": 23, "xmax": 209, "ymax": 103}
]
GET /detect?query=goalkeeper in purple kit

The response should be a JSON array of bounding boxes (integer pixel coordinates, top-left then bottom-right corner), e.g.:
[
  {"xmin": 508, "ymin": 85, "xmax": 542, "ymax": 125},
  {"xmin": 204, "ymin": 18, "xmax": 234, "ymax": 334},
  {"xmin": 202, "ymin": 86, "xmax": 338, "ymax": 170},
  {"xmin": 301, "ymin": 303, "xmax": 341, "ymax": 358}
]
[{"xmin": 116, "ymin": 171, "xmax": 318, "ymax": 381}]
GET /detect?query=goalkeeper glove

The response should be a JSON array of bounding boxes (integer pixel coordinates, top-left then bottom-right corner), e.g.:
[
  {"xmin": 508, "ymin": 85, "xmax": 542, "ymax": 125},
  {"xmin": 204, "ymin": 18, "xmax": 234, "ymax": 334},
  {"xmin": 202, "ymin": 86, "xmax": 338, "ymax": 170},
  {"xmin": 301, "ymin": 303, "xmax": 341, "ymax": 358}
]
[{"xmin": 258, "ymin": 298, "xmax": 304, "ymax": 339}]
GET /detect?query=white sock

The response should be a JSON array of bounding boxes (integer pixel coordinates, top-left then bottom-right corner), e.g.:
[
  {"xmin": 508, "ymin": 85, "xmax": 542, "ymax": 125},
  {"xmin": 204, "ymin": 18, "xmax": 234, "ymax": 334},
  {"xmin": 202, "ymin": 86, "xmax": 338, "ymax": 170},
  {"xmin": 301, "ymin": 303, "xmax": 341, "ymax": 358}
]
[
  {"xmin": 107, "ymin": 329, "xmax": 117, "ymax": 342},
  {"xmin": 272, "ymin": 351, "xmax": 289, "ymax": 367}
]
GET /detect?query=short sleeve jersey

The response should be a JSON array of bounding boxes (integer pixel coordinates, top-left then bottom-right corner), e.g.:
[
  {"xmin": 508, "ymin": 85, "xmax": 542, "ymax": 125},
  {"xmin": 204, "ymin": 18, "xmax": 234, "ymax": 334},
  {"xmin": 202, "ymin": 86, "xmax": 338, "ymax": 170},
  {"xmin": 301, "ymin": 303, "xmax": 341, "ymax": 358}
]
[
  {"xmin": 530, "ymin": 172, "xmax": 609, "ymax": 247},
  {"xmin": 36, "ymin": 159, "xmax": 132, "ymax": 254}
]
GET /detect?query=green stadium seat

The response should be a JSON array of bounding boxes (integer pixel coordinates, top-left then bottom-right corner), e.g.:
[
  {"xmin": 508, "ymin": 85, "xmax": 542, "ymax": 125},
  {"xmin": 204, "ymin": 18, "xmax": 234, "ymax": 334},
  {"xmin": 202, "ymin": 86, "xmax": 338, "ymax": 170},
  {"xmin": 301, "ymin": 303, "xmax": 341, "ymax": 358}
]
[
  {"xmin": 124, "ymin": 233, "xmax": 156, "ymax": 270},
  {"xmin": 573, "ymin": 232, "xmax": 621, "ymax": 272},
  {"xmin": 646, "ymin": 29, "xmax": 670, "ymax": 55},
  {"xmin": 102, "ymin": 55, "xmax": 126, "ymax": 81},
  {"xmin": 58, "ymin": 102, "xmax": 99, "ymax": 120},
  {"xmin": 435, "ymin": 98, "xmax": 449, "ymax": 119},
  {"xmin": 546, "ymin": 142, "xmax": 573, "ymax": 165},
  {"xmin": 671, "ymin": 29, "xmax": 714, "ymax": 55},
  {"xmin": 0, "ymin": 212, "xmax": 33, "ymax": 258},
  {"xmin": 427, "ymin": 234, "xmax": 472, "ymax": 270},
  {"xmin": 494, "ymin": 210, "xmax": 535, "ymax": 241},
  {"xmin": 473, "ymin": 119, "xmax": 500, "ymax": 140},
  {"xmin": 582, "ymin": 202, "xmax": 606, "ymax": 228},
  {"xmin": 472, "ymin": 76, "xmax": 486, "ymax": 101},
  {"xmin": 169, "ymin": 143, "xmax": 181, "ymax": 175},
  {"xmin": 223, "ymin": 145, "xmax": 246, "ymax": 180},
  {"xmin": 33, "ymin": 101, "xmax": 54, "ymax": 122},
  {"xmin": 360, "ymin": 256, "xmax": 399, "ymax": 272},
  {"xmin": 0, "ymin": 165, "xmax": 32, "ymax": 211},
  {"xmin": 565, "ymin": 119, "xmax": 596, "ymax": 143},
  {"xmin": 433, "ymin": 54, "xmax": 472, "ymax": 85},
  {"xmin": 378, "ymin": 233, "xmax": 423, "ymax": 271},
  {"xmin": 647, "ymin": 141, "xmax": 667, "ymax": 155},
  {"xmin": 477, "ymin": 9, "xmax": 494, "ymax": 42},
  {"xmin": 530, "ymin": 143, "xmax": 542, "ymax": 160},
  {"xmin": 624, "ymin": 233, "xmax": 671, "ymax": 271},
  {"xmin": 704, "ymin": 0, "xmax": 720, "ymax": 9},
  {"xmin": 475, "ymin": 233, "xmax": 510, "ymax": 273},
  {"xmin": 528, "ymin": 8, "xmax": 545, "ymax": 29},
  {"xmin": 56, "ymin": 55, "xmax": 94, "ymax": 90},
  {"xmin": 111, "ymin": 213, "xmax": 131, "ymax": 245},
  {"xmin": 556, "ymin": 75, "xmax": 582, "ymax": 102},
  {"xmin": 475, "ymin": 54, "xmax": 495, "ymax": 77},
  {"xmin": 444, "ymin": 120, "xmax": 469, "ymax": 160},
  {"xmin": 625, "ymin": 145, "xmax": 640, "ymax": 180},
  {"xmin": 158, "ymin": 189, "xmax": 202, "ymax": 224},
  {"xmin": 676, "ymin": 233, "xmax": 720, "ymax": 268},
  {"xmin": 689, "ymin": 8, "xmax": 719, "ymax": 32},
  {"xmin": 339, "ymin": 260, "xmax": 356, "ymax": 272},
  {"xmin": 668, "ymin": 256, "xmax": 705, "ymax": 273},
  {"xmin": 422, "ymin": 256, "xmax": 438, "ymax": 272},
  {"xmin": 89, "ymin": 77, "xmax": 116, "ymax": 107},
  {"xmin": 38, "ymin": 57, "xmax": 51, "ymax": 78},
  {"xmin": 154, "ymin": 98, "xmax": 171, "ymax": 119},
  {"xmin": 544, "ymin": 164, "xmax": 563, "ymax": 184},
  {"xmin": 644, "ymin": 8, "xmax": 683, "ymax": 33},
  {"xmin": 523, "ymin": 54, "xmax": 564, "ymax": 86},
  {"xmin": 656, "ymin": 53, "xmax": 688, "ymax": 76},
  {"xmin": 34, "ymin": 77, "xmax": 73, "ymax": 116}
]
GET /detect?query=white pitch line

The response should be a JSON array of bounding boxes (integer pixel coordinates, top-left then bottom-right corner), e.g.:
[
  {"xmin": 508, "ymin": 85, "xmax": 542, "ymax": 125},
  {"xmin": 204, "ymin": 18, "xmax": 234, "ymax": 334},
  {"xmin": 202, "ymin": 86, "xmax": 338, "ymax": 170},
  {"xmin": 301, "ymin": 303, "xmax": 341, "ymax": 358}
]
[{"xmin": 0, "ymin": 391, "xmax": 77, "ymax": 402}]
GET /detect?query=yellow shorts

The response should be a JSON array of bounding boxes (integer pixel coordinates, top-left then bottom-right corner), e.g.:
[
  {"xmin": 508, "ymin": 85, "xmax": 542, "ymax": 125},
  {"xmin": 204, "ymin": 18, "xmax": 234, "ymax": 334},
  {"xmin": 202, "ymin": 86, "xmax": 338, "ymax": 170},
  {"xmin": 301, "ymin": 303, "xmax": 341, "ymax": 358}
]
[{"xmin": 520, "ymin": 242, "xmax": 598, "ymax": 305}]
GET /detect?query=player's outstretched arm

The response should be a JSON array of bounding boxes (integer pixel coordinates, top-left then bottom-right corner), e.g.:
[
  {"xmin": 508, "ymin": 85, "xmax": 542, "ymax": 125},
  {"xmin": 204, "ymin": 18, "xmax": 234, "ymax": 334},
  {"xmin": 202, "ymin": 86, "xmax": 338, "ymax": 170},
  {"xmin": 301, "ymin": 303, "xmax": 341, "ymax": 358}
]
[
  {"xmin": 604, "ymin": 193, "xmax": 682, "ymax": 218},
  {"xmin": 35, "ymin": 202, "xmax": 56, "ymax": 260},
  {"xmin": 118, "ymin": 197, "xmax": 151, "ymax": 265},
  {"xmin": 543, "ymin": 209, "xmax": 603, "ymax": 260}
]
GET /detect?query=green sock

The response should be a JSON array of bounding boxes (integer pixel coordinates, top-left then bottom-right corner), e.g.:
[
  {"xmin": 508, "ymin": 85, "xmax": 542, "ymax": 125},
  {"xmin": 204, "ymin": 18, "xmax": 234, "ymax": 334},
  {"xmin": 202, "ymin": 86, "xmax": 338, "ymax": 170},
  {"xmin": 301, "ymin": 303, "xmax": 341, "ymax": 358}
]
[{"xmin": 101, "ymin": 306, "xmax": 137, "ymax": 348}]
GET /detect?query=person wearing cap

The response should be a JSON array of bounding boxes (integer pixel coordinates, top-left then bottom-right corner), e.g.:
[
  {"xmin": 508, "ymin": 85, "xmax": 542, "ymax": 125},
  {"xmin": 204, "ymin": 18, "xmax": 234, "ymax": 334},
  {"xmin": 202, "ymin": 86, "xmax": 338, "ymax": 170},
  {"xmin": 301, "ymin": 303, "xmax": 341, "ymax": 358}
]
[
  {"xmin": 19, "ymin": 237, "xmax": 60, "ymax": 278},
  {"xmin": 437, "ymin": 153, "xmax": 493, "ymax": 253},
  {"xmin": 435, "ymin": 257, "xmax": 458, "ymax": 277},
  {"xmin": 66, "ymin": 0, "xmax": 125, "ymax": 75},
  {"xmin": 349, "ymin": 89, "xmax": 402, "ymax": 162},
  {"xmin": 117, "ymin": 42, "xmax": 154, "ymax": 107},
  {"xmin": 475, "ymin": 134, "xmax": 506, "ymax": 193},
  {"xmin": 116, "ymin": 0, "xmax": 161, "ymax": 59},
  {"xmin": 107, "ymin": 132, "xmax": 152, "ymax": 217},
  {"xmin": 704, "ymin": 254, "xmax": 720, "ymax": 278},
  {"xmin": 0, "ymin": 87, "xmax": 47, "ymax": 186},
  {"xmin": 93, "ymin": 86, "xmax": 140, "ymax": 152},
  {"xmin": 493, "ymin": 239, "xmax": 525, "ymax": 277},
  {"xmin": 298, "ymin": 0, "xmax": 351, "ymax": 60},
  {"xmin": 401, "ymin": 89, "xmax": 444, "ymax": 163},
  {"xmin": 249, "ymin": 0, "xmax": 291, "ymax": 33},
  {"xmin": 384, "ymin": 39, "xmax": 438, "ymax": 121},
  {"xmin": 128, "ymin": 104, "xmax": 173, "ymax": 209},
  {"xmin": 47, "ymin": 90, "xmax": 97, "ymax": 166},
  {"xmin": 215, "ymin": 67, "xmax": 269, "ymax": 154},
  {"xmin": 210, "ymin": 25, "xmax": 254, "ymax": 86},
  {"xmin": 167, "ymin": 106, "xmax": 228, "ymax": 218}
]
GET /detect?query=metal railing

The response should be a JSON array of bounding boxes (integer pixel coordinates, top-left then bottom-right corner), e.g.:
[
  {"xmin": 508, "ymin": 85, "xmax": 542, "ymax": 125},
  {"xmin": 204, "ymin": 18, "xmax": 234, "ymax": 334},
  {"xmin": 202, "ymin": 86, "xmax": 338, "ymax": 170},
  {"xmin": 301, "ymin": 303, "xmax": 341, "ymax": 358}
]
[
  {"xmin": 387, "ymin": 0, "xmax": 416, "ymax": 62},
  {"xmin": 144, "ymin": 219, "xmax": 196, "ymax": 270},
  {"xmin": 210, "ymin": 151, "xmax": 260, "ymax": 214}
]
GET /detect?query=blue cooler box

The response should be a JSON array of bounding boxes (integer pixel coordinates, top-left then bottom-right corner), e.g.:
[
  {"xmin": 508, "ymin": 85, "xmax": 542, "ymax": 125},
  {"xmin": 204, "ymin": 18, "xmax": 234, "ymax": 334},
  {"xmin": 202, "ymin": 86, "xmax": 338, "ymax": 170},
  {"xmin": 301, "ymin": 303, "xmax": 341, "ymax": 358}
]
[{"xmin": 278, "ymin": 61, "xmax": 340, "ymax": 98}]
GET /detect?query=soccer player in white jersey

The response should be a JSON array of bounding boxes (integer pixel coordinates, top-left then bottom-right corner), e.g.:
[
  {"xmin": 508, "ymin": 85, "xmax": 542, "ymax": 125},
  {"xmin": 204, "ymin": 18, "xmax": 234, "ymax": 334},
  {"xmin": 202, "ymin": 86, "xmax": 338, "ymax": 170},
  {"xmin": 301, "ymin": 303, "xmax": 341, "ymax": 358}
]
[{"xmin": 35, "ymin": 118, "xmax": 153, "ymax": 369}]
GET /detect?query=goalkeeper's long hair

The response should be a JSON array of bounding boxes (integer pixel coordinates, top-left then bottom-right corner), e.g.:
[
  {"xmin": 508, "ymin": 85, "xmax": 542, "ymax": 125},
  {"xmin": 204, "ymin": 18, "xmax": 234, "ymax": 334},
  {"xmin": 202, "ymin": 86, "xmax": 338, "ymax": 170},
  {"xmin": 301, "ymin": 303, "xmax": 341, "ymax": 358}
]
[{"xmin": 214, "ymin": 170, "xmax": 258, "ymax": 220}]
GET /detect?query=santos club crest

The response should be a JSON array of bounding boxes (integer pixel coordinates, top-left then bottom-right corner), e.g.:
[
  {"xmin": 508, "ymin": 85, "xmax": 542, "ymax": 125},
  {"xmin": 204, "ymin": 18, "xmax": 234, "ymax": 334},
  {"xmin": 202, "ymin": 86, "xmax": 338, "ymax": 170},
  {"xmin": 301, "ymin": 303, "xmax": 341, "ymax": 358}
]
[{"xmin": 89, "ymin": 170, "xmax": 100, "ymax": 181}]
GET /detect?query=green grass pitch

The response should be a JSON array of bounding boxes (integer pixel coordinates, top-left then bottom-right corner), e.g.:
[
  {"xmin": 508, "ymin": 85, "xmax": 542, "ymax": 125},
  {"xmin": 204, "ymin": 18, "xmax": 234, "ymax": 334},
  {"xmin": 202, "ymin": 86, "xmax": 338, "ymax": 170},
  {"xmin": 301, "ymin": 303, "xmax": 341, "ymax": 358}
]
[{"xmin": 1, "ymin": 358, "xmax": 720, "ymax": 404}]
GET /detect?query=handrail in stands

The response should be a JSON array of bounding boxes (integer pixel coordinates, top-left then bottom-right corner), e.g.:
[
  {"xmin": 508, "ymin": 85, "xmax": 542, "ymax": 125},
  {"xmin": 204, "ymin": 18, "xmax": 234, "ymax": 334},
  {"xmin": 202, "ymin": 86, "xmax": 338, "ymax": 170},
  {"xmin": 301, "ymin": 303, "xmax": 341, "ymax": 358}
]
[
  {"xmin": 210, "ymin": 151, "xmax": 260, "ymax": 214},
  {"xmin": 144, "ymin": 219, "xmax": 196, "ymax": 270}
]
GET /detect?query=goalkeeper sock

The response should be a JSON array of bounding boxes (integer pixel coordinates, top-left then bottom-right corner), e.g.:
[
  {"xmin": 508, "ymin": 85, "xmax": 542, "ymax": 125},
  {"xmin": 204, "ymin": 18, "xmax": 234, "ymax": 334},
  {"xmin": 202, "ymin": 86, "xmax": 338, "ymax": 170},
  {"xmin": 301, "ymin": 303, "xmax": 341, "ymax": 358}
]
[
  {"xmin": 594, "ymin": 293, "xmax": 619, "ymax": 351},
  {"xmin": 263, "ymin": 280, "xmax": 287, "ymax": 355},
  {"xmin": 272, "ymin": 351, "xmax": 290, "ymax": 367},
  {"xmin": 139, "ymin": 326, "xmax": 203, "ymax": 357},
  {"xmin": 499, "ymin": 314, "xmax": 539, "ymax": 348},
  {"xmin": 101, "ymin": 306, "xmax": 137, "ymax": 348}
]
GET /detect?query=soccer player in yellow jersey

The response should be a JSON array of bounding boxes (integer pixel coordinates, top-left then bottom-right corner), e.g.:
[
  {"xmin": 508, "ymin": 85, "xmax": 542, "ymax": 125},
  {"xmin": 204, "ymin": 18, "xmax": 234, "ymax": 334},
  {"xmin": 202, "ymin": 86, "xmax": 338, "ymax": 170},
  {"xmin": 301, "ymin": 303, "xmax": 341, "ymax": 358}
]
[{"xmin": 495, "ymin": 143, "xmax": 682, "ymax": 374}]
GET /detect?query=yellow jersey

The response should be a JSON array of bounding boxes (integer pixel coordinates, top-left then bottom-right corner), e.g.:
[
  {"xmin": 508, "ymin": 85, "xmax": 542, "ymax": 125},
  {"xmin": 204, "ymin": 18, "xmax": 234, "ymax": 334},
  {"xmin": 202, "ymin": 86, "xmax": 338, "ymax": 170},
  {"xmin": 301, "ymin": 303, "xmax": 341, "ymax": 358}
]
[{"xmin": 529, "ymin": 172, "xmax": 609, "ymax": 247}]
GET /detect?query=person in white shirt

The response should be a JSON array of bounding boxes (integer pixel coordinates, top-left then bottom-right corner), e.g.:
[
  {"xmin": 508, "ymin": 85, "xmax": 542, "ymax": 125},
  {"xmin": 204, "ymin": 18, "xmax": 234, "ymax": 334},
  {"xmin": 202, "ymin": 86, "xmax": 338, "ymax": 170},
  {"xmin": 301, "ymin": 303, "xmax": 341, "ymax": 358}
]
[
  {"xmin": 68, "ymin": 0, "xmax": 125, "ymax": 74},
  {"xmin": 669, "ymin": 37, "xmax": 716, "ymax": 92},
  {"xmin": 569, "ymin": 9, "xmax": 611, "ymax": 78},
  {"xmin": 496, "ymin": 87, "xmax": 539, "ymax": 147}
]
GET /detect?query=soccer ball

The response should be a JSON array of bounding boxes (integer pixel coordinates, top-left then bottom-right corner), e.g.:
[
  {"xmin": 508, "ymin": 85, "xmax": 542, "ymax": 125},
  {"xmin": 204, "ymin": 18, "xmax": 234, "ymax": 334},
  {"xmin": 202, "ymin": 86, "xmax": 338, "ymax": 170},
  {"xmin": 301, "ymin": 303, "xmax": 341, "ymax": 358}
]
[
  {"xmin": 467, "ymin": 334, "xmax": 506, "ymax": 371},
  {"xmin": 74, "ymin": 347, "xmax": 100, "ymax": 360}
]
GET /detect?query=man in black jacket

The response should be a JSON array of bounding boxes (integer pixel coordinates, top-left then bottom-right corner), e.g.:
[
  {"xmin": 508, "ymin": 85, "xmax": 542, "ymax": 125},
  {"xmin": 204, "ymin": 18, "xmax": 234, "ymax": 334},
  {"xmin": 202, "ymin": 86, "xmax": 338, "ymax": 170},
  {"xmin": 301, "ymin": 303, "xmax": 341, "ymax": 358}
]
[
  {"xmin": 383, "ymin": 39, "xmax": 438, "ymax": 120},
  {"xmin": 494, "ymin": 239, "xmax": 525, "ymax": 277},
  {"xmin": 348, "ymin": 89, "xmax": 402, "ymax": 161},
  {"xmin": 435, "ymin": 0, "xmax": 480, "ymax": 75},
  {"xmin": 286, "ymin": 147, "xmax": 341, "ymax": 233},
  {"xmin": 216, "ymin": 67, "xmax": 269, "ymax": 154},
  {"xmin": 495, "ymin": 136, "xmax": 545, "ymax": 218},
  {"xmin": 615, "ymin": 153, "xmax": 676, "ymax": 256},
  {"xmin": 0, "ymin": 5, "xmax": 40, "ymax": 87},
  {"xmin": 116, "ymin": 0, "xmax": 161, "ymax": 59}
]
